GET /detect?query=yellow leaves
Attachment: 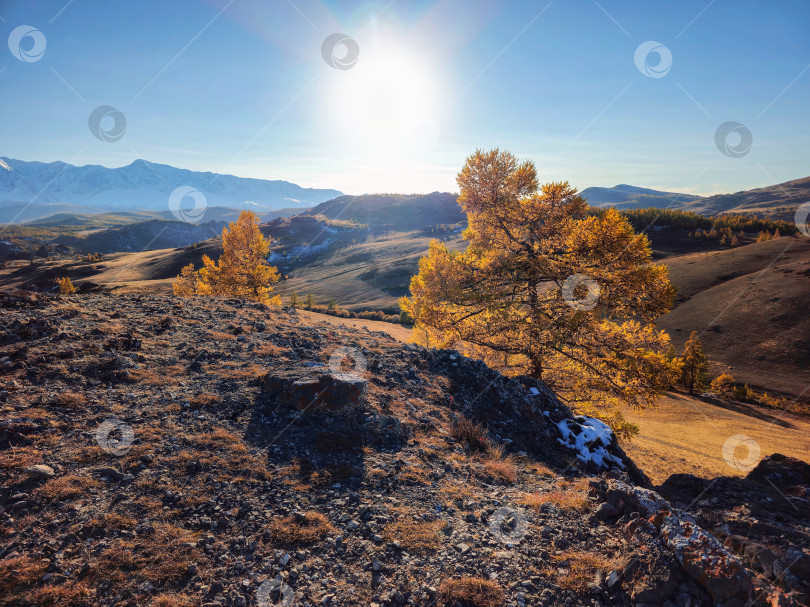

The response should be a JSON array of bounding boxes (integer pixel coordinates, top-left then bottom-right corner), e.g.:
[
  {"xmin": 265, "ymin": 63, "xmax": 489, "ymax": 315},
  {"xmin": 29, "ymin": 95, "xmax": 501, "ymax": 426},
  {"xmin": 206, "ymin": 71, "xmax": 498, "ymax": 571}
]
[
  {"xmin": 56, "ymin": 276, "xmax": 76, "ymax": 295},
  {"xmin": 172, "ymin": 263, "xmax": 199, "ymax": 297},
  {"xmin": 172, "ymin": 210, "xmax": 280, "ymax": 304},
  {"xmin": 403, "ymin": 149, "xmax": 679, "ymax": 436}
]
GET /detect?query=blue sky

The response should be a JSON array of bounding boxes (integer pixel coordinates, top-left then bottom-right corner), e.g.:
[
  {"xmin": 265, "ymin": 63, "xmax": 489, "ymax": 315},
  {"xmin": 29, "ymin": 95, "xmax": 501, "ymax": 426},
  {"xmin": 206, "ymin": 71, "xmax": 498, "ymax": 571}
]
[{"xmin": 1, "ymin": 0, "xmax": 808, "ymax": 195}]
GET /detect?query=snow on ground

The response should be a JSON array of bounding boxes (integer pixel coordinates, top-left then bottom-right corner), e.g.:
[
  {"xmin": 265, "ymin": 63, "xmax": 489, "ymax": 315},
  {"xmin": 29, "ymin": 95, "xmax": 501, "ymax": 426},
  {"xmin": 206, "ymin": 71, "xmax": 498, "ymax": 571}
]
[{"xmin": 557, "ymin": 416, "xmax": 625, "ymax": 469}]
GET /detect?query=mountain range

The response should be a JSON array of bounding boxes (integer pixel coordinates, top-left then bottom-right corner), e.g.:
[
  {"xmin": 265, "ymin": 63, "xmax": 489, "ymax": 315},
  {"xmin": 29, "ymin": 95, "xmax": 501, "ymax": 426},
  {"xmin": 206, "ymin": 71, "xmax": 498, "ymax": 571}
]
[
  {"xmin": 0, "ymin": 157, "xmax": 343, "ymax": 223},
  {"xmin": 2, "ymin": 157, "xmax": 808, "ymax": 226}
]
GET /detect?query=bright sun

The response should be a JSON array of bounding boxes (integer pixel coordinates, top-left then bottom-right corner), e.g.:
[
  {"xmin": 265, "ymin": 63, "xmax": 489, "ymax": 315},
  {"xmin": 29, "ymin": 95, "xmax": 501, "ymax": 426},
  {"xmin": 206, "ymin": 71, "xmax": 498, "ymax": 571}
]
[{"xmin": 330, "ymin": 42, "xmax": 440, "ymax": 154}]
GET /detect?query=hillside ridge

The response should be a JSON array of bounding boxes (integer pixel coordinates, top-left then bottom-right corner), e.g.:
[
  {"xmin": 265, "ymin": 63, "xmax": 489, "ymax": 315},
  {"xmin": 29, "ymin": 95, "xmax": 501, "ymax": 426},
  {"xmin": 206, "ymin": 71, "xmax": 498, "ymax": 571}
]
[{"xmin": 1, "ymin": 292, "xmax": 806, "ymax": 605}]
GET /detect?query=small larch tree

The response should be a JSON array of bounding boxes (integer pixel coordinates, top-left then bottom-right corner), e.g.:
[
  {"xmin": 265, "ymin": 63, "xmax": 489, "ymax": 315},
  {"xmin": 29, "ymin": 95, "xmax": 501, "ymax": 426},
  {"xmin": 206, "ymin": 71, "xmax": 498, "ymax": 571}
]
[
  {"xmin": 680, "ymin": 331, "xmax": 709, "ymax": 394},
  {"xmin": 56, "ymin": 276, "xmax": 76, "ymax": 295},
  {"xmin": 710, "ymin": 373, "xmax": 735, "ymax": 398},
  {"xmin": 401, "ymin": 149, "xmax": 678, "ymax": 438},
  {"xmin": 306, "ymin": 293, "xmax": 315, "ymax": 309},
  {"xmin": 173, "ymin": 210, "xmax": 280, "ymax": 304},
  {"xmin": 173, "ymin": 263, "xmax": 199, "ymax": 297}
]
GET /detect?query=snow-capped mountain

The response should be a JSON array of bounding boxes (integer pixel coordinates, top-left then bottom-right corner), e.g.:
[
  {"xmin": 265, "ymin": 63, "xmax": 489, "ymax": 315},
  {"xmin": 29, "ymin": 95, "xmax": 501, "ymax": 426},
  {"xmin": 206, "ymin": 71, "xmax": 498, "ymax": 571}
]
[{"xmin": 0, "ymin": 157, "xmax": 343, "ymax": 221}]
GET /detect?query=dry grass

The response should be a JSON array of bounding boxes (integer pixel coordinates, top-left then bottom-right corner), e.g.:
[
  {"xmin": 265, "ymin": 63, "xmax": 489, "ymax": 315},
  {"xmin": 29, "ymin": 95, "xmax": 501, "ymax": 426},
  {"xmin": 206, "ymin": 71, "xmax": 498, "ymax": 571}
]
[
  {"xmin": 30, "ymin": 582, "xmax": 94, "ymax": 606},
  {"xmin": 83, "ymin": 512, "xmax": 138, "ymax": 534},
  {"xmin": 51, "ymin": 391, "xmax": 87, "ymax": 408},
  {"xmin": 128, "ymin": 364, "xmax": 185, "ymax": 386},
  {"xmin": 209, "ymin": 330, "xmax": 236, "ymax": 341},
  {"xmin": 548, "ymin": 550, "xmax": 627, "ymax": 592},
  {"xmin": 268, "ymin": 511, "xmax": 333, "ymax": 544},
  {"xmin": 526, "ymin": 462, "xmax": 555, "ymax": 476},
  {"xmin": 451, "ymin": 417, "xmax": 490, "ymax": 452},
  {"xmin": 437, "ymin": 577, "xmax": 505, "ymax": 607},
  {"xmin": 254, "ymin": 343, "xmax": 287, "ymax": 357},
  {"xmin": 190, "ymin": 426, "xmax": 247, "ymax": 454},
  {"xmin": 189, "ymin": 392, "xmax": 220, "ymax": 408},
  {"xmin": 520, "ymin": 479, "xmax": 591, "ymax": 512},
  {"xmin": 216, "ymin": 361, "xmax": 265, "ymax": 379},
  {"xmin": 384, "ymin": 519, "xmax": 446, "ymax": 553},
  {"xmin": 88, "ymin": 522, "xmax": 201, "ymax": 586},
  {"xmin": 151, "ymin": 593, "xmax": 195, "ymax": 607},
  {"xmin": 480, "ymin": 445, "xmax": 518, "ymax": 484},
  {"xmin": 439, "ymin": 480, "xmax": 477, "ymax": 507},
  {"xmin": 0, "ymin": 445, "xmax": 43, "ymax": 469},
  {"xmin": 34, "ymin": 475, "xmax": 102, "ymax": 501},
  {"xmin": 0, "ymin": 554, "xmax": 47, "ymax": 596}
]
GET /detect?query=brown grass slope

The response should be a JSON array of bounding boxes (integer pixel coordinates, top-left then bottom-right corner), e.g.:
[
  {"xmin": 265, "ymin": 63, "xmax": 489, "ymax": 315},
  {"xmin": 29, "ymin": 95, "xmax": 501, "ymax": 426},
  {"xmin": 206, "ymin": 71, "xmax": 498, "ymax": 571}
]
[
  {"xmin": 682, "ymin": 176, "xmax": 810, "ymax": 220},
  {"xmin": 659, "ymin": 236, "xmax": 810, "ymax": 399}
]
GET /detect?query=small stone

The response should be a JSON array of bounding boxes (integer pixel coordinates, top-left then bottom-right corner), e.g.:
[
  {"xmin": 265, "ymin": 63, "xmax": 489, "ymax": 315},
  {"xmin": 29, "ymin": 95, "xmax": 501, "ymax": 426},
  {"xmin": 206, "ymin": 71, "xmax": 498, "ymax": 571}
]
[
  {"xmin": 26, "ymin": 464, "xmax": 55, "ymax": 479},
  {"xmin": 455, "ymin": 542, "xmax": 471, "ymax": 555}
]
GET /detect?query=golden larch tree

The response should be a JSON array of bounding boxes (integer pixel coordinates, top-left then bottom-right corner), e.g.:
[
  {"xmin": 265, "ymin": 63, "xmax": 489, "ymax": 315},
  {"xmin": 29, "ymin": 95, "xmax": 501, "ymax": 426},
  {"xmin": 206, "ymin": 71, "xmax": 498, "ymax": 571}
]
[
  {"xmin": 174, "ymin": 210, "xmax": 280, "ymax": 304},
  {"xmin": 400, "ymin": 149, "xmax": 678, "ymax": 437},
  {"xmin": 680, "ymin": 330, "xmax": 709, "ymax": 394}
]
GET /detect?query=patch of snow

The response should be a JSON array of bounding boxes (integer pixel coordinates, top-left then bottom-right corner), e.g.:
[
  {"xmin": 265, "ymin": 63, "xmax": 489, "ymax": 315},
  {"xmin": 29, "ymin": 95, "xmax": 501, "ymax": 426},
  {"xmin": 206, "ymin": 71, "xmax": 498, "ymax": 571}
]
[
  {"xmin": 557, "ymin": 416, "xmax": 625, "ymax": 469},
  {"xmin": 528, "ymin": 387, "xmax": 540, "ymax": 396}
]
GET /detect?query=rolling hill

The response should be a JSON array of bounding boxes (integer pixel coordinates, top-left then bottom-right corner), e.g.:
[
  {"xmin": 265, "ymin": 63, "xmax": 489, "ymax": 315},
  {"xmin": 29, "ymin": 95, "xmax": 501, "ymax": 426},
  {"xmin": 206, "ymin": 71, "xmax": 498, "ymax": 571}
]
[
  {"xmin": 301, "ymin": 192, "xmax": 465, "ymax": 232},
  {"xmin": 582, "ymin": 177, "xmax": 810, "ymax": 220},
  {"xmin": 687, "ymin": 176, "xmax": 810, "ymax": 220},
  {"xmin": 580, "ymin": 184, "xmax": 703, "ymax": 209}
]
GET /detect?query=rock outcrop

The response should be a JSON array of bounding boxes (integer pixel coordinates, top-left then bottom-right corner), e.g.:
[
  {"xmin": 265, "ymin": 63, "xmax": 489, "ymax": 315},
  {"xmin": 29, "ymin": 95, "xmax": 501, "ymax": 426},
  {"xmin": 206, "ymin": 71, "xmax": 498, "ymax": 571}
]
[{"xmin": 0, "ymin": 293, "xmax": 805, "ymax": 606}]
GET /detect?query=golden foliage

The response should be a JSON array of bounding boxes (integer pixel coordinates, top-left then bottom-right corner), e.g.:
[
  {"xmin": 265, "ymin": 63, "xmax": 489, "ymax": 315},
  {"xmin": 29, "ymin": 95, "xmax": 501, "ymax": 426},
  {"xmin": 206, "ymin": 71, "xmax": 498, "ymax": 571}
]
[
  {"xmin": 680, "ymin": 330, "xmax": 709, "ymax": 393},
  {"xmin": 172, "ymin": 263, "xmax": 199, "ymax": 297},
  {"xmin": 172, "ymin": 210, "xmax": 280, "ymax": 304},
  {"xmin": 56, "ymin": 276, "xmax": 76, "ymax": 294},
  {"xmin": 401, "ymin": 149, "xmax": 679, "ymax": 437},
  {"xmin": 710, "ymin": 372, "xmax": 736, "ymax": 397}
]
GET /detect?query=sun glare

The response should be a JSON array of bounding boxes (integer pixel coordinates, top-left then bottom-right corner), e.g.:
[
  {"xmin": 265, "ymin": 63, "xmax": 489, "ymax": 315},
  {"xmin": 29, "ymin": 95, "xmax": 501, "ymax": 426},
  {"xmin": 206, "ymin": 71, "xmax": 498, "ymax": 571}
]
[{"xmin": 329, "ymin": 41, "xmax": 440, "ymax": 155}]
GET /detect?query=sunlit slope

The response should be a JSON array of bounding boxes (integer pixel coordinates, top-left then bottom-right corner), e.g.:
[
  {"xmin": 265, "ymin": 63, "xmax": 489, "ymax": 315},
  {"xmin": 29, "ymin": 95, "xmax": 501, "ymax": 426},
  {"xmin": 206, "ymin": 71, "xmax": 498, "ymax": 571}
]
[{"xmin": 659, "ymin": 236, "xmax": 810, "ymax": 398}]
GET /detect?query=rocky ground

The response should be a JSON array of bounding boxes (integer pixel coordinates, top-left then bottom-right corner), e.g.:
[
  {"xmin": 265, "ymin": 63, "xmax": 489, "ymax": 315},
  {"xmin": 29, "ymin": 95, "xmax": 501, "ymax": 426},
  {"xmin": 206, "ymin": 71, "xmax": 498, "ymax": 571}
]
[{"xmin": 0, "ymin": 291, "xmax": 808, "ymax": 607}]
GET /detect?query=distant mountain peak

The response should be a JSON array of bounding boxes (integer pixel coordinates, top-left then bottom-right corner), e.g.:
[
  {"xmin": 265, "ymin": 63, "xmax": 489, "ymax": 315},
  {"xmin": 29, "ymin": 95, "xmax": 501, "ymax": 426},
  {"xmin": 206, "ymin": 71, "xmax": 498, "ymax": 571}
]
[{"xmin": 0, "ymin": 157, "xmax": 344, "ymax": 223}]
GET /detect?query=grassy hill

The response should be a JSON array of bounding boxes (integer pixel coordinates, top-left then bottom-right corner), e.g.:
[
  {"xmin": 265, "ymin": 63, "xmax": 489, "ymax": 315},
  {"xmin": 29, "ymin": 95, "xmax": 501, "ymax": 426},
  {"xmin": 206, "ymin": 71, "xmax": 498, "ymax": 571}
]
[
  {"xmin": 658, "ymin": 236, "xmax": 810, "ymax": 398},
  {"xmin": 688, "ymin": 176, "xmax": 810, "ymax": 220},
  {"xmin": 301, "ymin": 192, "xmax": 465, "ymax": 232}
]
